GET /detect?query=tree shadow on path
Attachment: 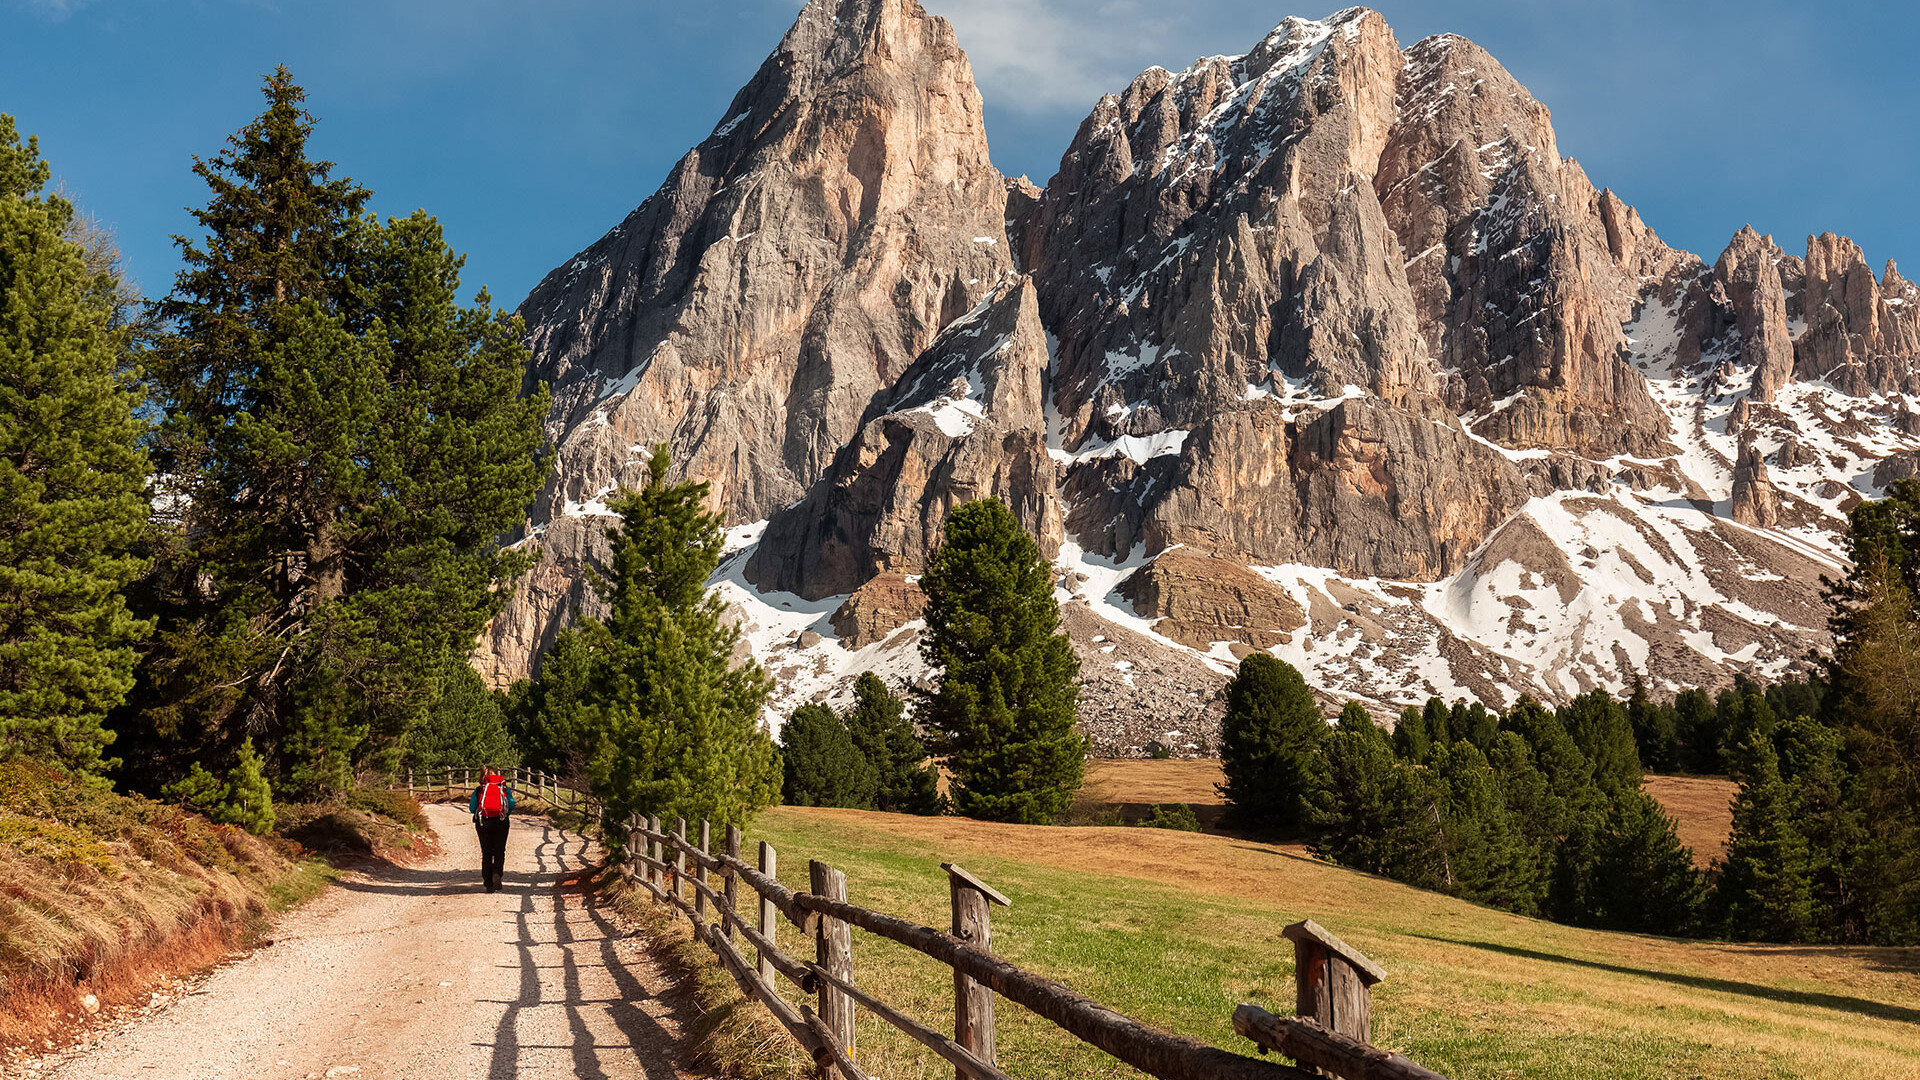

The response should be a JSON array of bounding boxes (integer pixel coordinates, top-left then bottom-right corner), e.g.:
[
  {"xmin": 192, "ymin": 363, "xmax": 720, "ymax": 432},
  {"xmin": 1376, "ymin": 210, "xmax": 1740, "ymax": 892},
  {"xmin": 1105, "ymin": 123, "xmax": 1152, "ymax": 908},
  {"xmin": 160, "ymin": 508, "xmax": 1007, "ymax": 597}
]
[{"xmin": 1418, "ymin": 935, "xmax": 1920, "ymax": 1026}]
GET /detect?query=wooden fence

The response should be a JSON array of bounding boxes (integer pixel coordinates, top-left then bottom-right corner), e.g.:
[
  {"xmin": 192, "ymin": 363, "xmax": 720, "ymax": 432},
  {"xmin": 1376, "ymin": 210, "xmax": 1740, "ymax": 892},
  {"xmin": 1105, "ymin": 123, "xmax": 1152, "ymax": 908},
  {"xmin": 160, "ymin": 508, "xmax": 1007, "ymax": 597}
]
[{"xmin": 393, "ymin": 767, "xmax": 1448, "ymax": 1080}]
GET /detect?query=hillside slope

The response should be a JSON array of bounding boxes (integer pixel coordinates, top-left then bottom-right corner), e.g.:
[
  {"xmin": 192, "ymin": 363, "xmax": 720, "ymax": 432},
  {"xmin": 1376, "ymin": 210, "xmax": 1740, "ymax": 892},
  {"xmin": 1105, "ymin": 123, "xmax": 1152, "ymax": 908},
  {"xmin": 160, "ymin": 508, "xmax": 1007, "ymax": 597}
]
[
  {"xmin": 0, "ymin": 763, "xmax": 308, "ymax": 1060},
  {"xmin": 741, "ymin": 805, "xmax": 1920, "ymax": 1080}
]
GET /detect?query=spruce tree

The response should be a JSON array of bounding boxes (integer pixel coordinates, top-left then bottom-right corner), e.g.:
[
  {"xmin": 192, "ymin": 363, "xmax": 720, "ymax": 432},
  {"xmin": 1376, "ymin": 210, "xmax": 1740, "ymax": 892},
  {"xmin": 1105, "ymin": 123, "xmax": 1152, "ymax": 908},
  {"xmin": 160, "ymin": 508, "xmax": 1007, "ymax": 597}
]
[
  {"xmin": 506, "ymin": 627, "xmax": 599, "ymax": 777},
  {"xmin": 1559, "ymin": 689, "xmax": 1643, "ymax": 798},
  {"xmin": 844, "ymin": 672, "xmax": 940, "ymax": 814},
  {"xmin": 1217, "ymin": 655, "xmax": 1327, "ymax": 834},
  {"xmin": 583, "ymin": 447, "xmax": 779, "ymax": 828},
  {"xmin": 0, "ymin": 115, "xmax": 152, "ymax": 774},
  {"xmin": 917, "ymin": 499, "xmax": 1084, "ymax": 824},
  {"xmin": 780, "ymin": 703, "xmax": 876, "ymax": 808},
  {"xmin": 1391, "ymin": 704, "xmax": 1429, "ymax": 762},
  {"xmin": 136, "ymin": 71, "xmax": 550, "ymax": 792},
  {"xmin": 1715, "ymin": 734, "xmax": 1817, "ymax": 941}
]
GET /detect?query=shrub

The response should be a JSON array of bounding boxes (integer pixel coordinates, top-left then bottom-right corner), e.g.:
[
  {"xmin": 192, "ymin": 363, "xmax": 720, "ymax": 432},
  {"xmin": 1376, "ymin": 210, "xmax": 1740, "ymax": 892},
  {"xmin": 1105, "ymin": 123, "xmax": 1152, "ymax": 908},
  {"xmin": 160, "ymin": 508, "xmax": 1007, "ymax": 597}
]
[
  {"xmin": 1137, "ymin": 804, "xmax": 1201, "ymax": 831},
  {"xmin": 780, "ymin": 704, "xmax": 876, "ymax": 808}
]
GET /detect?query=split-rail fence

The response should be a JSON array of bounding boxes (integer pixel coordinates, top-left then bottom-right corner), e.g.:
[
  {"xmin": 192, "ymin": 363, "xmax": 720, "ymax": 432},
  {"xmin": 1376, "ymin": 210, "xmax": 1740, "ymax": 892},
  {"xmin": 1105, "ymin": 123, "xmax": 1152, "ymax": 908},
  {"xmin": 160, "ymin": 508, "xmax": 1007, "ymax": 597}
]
[{"xmin": 396, "ymin": 766, "xmax": 1451, "ymax": 1080}]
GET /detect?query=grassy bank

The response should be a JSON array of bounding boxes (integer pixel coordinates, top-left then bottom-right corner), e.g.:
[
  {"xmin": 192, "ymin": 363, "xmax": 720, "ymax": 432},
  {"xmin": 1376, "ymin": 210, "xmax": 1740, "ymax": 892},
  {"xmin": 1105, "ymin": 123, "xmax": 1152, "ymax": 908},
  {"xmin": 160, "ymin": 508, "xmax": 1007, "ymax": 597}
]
[
  {"xmin": 0, "ymin": 761, "xmax": 318, "ymax": 1053},
  {"xmin": 643, "ymin": 804, "xmax": 1919, "ymax": 1080},
  {"xmin": 0, "ymin": 765, "xmax": 448, "ymax": 1057}
]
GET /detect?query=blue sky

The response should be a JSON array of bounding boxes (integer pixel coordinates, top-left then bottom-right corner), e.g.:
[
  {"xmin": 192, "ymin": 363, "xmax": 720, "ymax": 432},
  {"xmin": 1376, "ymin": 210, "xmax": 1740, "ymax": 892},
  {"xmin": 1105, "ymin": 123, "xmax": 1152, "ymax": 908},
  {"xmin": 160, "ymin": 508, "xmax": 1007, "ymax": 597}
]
[{"xmin": 4, "ymin": 0, "xmax": 1915, "ymax": 310}]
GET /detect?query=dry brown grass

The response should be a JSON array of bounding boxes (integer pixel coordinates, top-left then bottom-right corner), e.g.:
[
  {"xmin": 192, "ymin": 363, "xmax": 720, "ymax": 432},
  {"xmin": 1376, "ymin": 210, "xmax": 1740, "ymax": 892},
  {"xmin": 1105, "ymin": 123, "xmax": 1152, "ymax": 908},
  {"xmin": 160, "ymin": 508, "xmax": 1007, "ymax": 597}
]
[
  {"xmin": 1644, "ymin": 774, "xmax": 1738, "ymax": 868},
  {"xmin": 0, "ymin": 762, "xmax": 307, "ymax": 1055}
]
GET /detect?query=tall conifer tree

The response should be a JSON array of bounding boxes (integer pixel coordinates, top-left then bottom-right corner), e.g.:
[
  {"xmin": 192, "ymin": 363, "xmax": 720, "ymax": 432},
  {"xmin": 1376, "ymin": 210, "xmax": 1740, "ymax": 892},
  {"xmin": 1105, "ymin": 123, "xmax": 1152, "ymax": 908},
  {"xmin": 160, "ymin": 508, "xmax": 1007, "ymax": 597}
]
[
  {"xmin": 0, "ymin": 116, "xmax": 151, "ymax": 773},
  {"xmin": 137, "ymin": 71, "xmax": 550, "ymax": 791},
  {"xmin": 582, "ymin": 447, "xmax": 779, "ymax": 828},
  {"xmin": 918, "ymin": 499, "xmax": 1084, "ymax": 824},
  {"xmin": 1218, "ymin": 655, "xmax": 1327, "ymax": 833}
]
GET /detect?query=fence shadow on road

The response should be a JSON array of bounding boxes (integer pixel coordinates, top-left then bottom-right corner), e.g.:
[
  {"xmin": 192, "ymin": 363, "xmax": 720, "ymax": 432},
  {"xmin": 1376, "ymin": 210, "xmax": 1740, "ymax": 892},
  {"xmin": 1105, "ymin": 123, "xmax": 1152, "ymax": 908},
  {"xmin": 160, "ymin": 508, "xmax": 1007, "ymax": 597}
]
[{"xmin": 471, "ymin": 822, "xmax": 704, "ymax": 1080}]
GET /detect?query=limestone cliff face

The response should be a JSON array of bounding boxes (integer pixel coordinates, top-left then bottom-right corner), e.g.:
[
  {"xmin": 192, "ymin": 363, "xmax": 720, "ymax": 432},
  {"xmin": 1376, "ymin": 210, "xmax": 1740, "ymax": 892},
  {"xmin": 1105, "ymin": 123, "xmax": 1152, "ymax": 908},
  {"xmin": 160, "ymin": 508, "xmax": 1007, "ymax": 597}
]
[
  {"xmin": 476, "ymin": 0, "xmax": 1013, "ymax": 681},
  {"xmin": 486, "ymin": 3, "xmax": 1920, "ymax": 734},
  {"xmin": 745, "ymin": 276, "xmax": 1062, "ymax": 600},
  {"xmin": 1374, "ymin": 33, "xmax": 1685, "ymax": 459}
]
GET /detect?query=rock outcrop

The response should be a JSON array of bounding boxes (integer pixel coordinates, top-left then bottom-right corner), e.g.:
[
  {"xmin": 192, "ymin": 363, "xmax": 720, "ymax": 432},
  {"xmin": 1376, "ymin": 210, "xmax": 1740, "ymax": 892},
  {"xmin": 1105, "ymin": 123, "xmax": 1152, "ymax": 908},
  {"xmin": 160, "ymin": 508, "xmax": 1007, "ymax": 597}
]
[
  {"xmin": 1730, "ymin": 441, "xmax": 1782, "ymax": 527},
  {"xmin": 829, "ymin": 573, "xmax": 927, "ymax": 647},
  {"xmin": 745, "ymin": 276, "xmax": 1062, "ymax": 599},
  {"xmin": 478, "ymin": 0, "xmax": 1014, "ymax": 680},
  {"xmin": 1116, "ymin": 550, "xmax": 1305, "ymax": 649}
]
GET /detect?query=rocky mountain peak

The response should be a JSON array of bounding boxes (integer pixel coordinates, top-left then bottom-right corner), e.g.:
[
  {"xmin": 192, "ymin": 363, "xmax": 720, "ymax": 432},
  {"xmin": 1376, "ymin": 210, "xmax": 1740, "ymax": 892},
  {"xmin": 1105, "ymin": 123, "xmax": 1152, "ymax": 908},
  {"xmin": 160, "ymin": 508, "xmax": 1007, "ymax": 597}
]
[
  {"xmin": 488, "ymin": 4, "xmax": 1920, "ymax": 745},
  {"xmin": 474, "ymin": 0, "xmax": 1013, "ymax": 684}
]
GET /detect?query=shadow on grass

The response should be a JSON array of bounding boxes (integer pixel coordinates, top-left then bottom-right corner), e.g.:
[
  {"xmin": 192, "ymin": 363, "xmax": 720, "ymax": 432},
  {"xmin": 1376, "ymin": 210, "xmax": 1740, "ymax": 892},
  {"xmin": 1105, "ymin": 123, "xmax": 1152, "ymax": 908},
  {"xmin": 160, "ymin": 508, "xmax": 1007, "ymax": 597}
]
[{"xmin": 1420, "ymin": 935, "xmax": 1920, "ymax": 1025}]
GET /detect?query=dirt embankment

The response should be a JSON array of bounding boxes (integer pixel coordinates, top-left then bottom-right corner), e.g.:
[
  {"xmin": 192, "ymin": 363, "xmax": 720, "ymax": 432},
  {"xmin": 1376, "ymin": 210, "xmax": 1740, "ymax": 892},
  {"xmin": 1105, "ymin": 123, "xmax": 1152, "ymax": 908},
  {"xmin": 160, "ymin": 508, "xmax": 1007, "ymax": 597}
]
[{"xmin": 0, "ymin": 762, "xmax": 301, "ymax": 1064}]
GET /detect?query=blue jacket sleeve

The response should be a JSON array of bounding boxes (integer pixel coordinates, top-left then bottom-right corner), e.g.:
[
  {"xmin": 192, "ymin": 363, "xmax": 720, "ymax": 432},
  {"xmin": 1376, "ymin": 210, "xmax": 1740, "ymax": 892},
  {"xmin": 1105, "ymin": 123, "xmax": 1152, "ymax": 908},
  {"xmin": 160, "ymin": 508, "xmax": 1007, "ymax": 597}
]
[
  {"xmin": 505, "ymin": 786, "xmax": 516, "ymax": 815},
  {"xmin": 469, "ymin": 786, "xmax": 480, "ymax": 814}
]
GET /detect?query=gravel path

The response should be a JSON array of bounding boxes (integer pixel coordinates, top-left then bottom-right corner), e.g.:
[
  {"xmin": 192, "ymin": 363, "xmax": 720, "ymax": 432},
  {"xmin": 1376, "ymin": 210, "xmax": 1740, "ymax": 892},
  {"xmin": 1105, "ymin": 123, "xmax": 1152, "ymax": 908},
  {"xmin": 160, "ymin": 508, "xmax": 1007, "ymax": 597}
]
[{"xmin": 41, "ymin": 804, "xmax": 706, "ymax": 1080}]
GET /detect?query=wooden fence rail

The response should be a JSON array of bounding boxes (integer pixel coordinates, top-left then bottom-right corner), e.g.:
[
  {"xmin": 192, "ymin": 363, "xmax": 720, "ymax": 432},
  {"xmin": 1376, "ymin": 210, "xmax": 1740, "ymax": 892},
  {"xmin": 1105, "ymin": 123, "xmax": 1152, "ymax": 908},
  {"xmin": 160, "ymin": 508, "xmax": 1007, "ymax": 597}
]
[{"xmin": 396, "ymin": 768, "xmax": 1448, "ymax": 1080}]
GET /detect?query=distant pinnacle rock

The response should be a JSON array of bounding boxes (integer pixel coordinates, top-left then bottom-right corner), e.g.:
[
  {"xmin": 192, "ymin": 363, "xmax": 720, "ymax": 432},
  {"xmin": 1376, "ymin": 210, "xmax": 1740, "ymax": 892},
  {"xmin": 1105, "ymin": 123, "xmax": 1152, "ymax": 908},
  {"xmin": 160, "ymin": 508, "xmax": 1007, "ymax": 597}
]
[{"xmin": 1731, "ymin": 441, "xmax": 1782, "ymax": 527}]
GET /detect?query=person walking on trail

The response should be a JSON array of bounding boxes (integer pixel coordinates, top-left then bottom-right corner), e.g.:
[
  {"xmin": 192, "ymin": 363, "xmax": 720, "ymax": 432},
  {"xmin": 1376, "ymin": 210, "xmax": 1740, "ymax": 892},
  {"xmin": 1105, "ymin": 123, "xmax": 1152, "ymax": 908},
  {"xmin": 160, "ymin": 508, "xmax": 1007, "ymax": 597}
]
[{"xmin": 469, "ymin": 770, "xmax": 516, "ymax": 892}]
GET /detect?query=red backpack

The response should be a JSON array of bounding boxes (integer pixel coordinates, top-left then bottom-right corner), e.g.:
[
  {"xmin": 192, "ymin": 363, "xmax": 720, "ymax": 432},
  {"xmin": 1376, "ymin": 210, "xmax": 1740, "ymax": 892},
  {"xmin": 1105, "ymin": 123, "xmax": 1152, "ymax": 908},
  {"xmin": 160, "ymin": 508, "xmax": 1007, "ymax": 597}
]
[{"xmin": 480, "ymin": 775, "xmax": 507, "ymax": 818}]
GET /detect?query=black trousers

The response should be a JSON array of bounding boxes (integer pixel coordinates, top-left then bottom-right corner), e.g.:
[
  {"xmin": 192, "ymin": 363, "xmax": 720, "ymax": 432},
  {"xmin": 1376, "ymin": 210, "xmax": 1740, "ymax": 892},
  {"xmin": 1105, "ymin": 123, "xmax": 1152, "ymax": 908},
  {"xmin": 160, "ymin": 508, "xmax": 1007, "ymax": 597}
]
[{"xmin": 475, "ymin": 817, "xmax": 509, "ymax": 887}]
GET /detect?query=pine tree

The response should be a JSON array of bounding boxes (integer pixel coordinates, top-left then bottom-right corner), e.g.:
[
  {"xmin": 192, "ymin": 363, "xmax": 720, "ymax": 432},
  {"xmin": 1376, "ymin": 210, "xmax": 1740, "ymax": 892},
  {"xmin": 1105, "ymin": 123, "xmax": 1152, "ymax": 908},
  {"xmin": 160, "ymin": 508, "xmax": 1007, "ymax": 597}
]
[
  {"xmin": 1313, "ymin": 719, "xmax": 1405, "ymax": 872},
  {"xmin": 1217, "ymin": 655, "xmax": 1327, "ymax": 834},
  {"xmin": 583, "ymin": 447, "xmax": 779, "ymax": 829},
  {"xmin": 1627, "ymin": 677, "xmax": 1679, "ymax": 772},
  {"xmin": 405, "ymin": 661, "xmax": 521, "ymax": 772},
  {"xmin": 135, "ymin": 71, "xmax": 550, "ymax": 792},
  {"xmin": 507, "ymin": 627, "xmax": 599, "ymax": 778},
  {"xmin": 1592, "ymin": 789, "xmax": 1704, "ymax": 935},
  {"xmin": 780, "ymin": 704, "xmax": 876, "ymax": 808},
  {"xmin": 1674, "ymin": 687, "xmax": 1722, "ymax": 773},
  {"xmin": 1336, "ymin": 700, "xmax": 1374, "ymax": 734},
  {"xmin": 1429, "ymin": 742, "xmax": 1540, "ymax": 911},
  {"xmin": 1559, "ymin": 689, "xmax": 1643, "ymax": 798},
  {"xmin": 1714, "ymin": 733, "xmax": 1817, "ymax": 941},
  {"xmin": 0, "ymin": 115, "xmax": 152, "ymax": 774},
  {"xmin": 1391, "ymin": 704, "xmax": 1429, "ymax": 762},
  {"xmin": 844, "ymin": 672, "xmax": 940, "ymax": 814},
  {"xmin": 163, "ymin": 736, "xmax": 275, "ymax": 835},
  {"xmin": 917, "ymin": 500, "xmax": 1084, "ymax": 824}
]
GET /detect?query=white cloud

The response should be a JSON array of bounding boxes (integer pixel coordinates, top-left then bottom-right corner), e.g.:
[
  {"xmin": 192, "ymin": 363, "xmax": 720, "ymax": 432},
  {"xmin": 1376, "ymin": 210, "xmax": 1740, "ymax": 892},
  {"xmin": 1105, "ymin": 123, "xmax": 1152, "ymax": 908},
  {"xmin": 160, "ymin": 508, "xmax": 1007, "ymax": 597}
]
[{"xmin": 924, "ymin": 0, "xmax": 1223, "ymax": 115}]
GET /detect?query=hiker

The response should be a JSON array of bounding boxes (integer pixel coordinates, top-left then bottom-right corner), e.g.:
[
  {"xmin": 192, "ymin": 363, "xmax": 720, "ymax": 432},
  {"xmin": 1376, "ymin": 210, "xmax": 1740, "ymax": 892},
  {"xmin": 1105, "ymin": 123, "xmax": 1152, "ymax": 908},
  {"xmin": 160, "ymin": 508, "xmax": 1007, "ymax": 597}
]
[{"xmin": 469, "ymin": 769, "xmax": 516, "ymax": 892}]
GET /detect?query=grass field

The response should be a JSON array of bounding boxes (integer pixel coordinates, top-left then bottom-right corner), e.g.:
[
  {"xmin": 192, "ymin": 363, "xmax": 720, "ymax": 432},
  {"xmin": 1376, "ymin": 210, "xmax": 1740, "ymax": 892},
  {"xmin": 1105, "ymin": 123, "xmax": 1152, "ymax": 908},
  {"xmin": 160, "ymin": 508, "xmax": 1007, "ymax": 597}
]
[{"xmin": 690, "ymin": 804, "xmax": 1920, "ymax": 1080}]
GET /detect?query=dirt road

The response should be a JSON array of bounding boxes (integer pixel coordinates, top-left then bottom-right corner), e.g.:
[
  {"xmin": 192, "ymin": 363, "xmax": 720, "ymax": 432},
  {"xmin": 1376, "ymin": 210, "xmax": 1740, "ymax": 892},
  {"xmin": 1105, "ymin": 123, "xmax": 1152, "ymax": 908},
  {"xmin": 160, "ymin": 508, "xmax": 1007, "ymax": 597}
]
[{"xmin": 42, "ymin": 804, "xmax": 704, "ymax": 1080}]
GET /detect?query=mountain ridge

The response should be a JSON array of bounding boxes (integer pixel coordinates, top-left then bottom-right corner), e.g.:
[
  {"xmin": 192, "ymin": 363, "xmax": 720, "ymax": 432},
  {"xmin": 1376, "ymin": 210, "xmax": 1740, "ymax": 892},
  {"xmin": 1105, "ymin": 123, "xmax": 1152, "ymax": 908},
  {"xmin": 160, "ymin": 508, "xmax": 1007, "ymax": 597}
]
[{"xmin": 475, "ymin": 0, "xmax": 1920, "ymax": 751}]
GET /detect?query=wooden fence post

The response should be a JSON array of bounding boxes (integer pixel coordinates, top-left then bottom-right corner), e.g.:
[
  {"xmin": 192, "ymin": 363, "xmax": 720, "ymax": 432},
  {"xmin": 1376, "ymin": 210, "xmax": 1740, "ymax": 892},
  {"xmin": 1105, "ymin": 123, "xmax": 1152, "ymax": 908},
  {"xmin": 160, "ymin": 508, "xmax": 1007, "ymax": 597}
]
[
  {"xmin": 696, "ymin": 820, "xmax": 712, "ymax": 921},
  {"xmin": 945, "ymin": 863, "xmax": 1011, "ymax": 1078},
  {"xmin": 673, "ymin": 818, "xmax": 687, "ymax": 906},
  {"xmin": 757, "ymin": 841, "xmax": 778, "ymax": 983},
  {"xmin": 724, "ymin": 825, "xmax": 741, "ymax": 940},
  {"xmin": 1282, "ymin": 919, "xmax": 1385, "ymax": 1046},
  {"xmin": 649, "ymin": 815, "xmax": 663, "ymax": 894},
  {"xmin": 407, "ymin": 768, "xmax": 414, "ymax": 795},
  {"xmin": 810, "ymin": 860, "xmax": 855, "ymax": 1073}
]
